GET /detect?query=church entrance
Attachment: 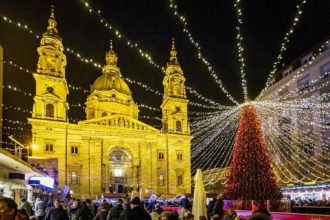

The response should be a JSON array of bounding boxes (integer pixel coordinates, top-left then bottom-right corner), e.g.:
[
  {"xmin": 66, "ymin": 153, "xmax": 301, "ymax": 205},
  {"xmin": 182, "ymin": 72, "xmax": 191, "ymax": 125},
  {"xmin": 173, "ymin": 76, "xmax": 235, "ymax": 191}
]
[{"xmin": 109, "ymin": 148, "xmax": 133, "ymax": 194}]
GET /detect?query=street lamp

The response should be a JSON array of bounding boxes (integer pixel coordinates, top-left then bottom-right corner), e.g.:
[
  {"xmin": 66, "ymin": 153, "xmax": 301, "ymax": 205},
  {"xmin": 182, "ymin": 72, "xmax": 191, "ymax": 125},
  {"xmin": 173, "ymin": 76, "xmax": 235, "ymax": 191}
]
[{"xmin": 32, "ymin": 144, "xmax": 38, "ymax": 149}]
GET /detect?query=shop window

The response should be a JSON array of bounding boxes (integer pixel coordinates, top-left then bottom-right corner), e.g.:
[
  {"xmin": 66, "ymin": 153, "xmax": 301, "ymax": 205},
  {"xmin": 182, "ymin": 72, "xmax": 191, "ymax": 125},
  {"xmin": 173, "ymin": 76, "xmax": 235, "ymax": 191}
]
[
  {"xmin": 46, "ymin": 144, "xmax": 54, "ymax": 152},
  {"xmin": 46, "ymin": 104, "xmax": 54, "ymax": 118},
  {"xmin": 71, "ymin": 171, "xmax": 78, "ymax": 185},
  {"xmin": 176, "ymin": 121, "xmax": 182, "ymax": 132},
  {"xmin": 71, "ymin": 146, "xmax": 79, "ymax": 155}
]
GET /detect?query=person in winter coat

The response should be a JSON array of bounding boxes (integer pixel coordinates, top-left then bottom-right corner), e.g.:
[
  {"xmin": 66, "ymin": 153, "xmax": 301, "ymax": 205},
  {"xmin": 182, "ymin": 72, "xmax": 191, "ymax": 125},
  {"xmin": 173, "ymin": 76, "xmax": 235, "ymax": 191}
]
[
  {"xmin": 85, "ymin": 199, "xmax": 96, "ymax": 217},
  {"xmin": 77, "ymin": 202, "xmax": 93, "ymax": 220},
  {"xmin": 248, "ymin": 201, "xmax": 271, "ymax": 220},
  {"xmin": 0, "ymin": 197, "xmax": 23, "ymax": 220},
  {"xmin": 211, "ymin": 194, "xmax": 224, "ymax": 219},
  {"xmin": 207, "ymin": 198, "xmax": 217, "ymax": 220},
  {"xmin": 106, "ymin": 199, "xmax": 123, "ymax": 220},
  {"xmin": 223, "ymin": 208, "xmax": 238, "ymax": 220},
  {"xmin": 119, "ymin": 200, "xmax": 130, "ymax": 220},
  {"xmin": 149, "ymin": 208, "xmax": 159, "ymax": 220},
  {"xmin": 44, "ymin": 199, "xmax": 69, "ymax": 220},
  {"xmin": 34, "ymin": 198, "xmax": 46, "ymax": 220},
  {"xmin": 19, "ymin": 198, "xmax": 33, "ymax": 217},
  {"xmin": 93, "ymin": 203, "xmax": 109, "ymax": 220},
  {"xmin": 126, "ymin": 197, "xmax": 151, "ymax": 220},
  {"xmin": 68, "ymin": 201, "xmax": 79, "ymax": 220}
]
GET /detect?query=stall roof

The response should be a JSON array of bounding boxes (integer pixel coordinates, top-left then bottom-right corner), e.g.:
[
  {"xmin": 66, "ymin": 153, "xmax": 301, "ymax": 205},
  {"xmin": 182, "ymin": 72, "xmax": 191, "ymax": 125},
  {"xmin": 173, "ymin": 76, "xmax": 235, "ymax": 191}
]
[{"xmin": 0, "ymin": 148, "xmax": 46, "ymax": 179}]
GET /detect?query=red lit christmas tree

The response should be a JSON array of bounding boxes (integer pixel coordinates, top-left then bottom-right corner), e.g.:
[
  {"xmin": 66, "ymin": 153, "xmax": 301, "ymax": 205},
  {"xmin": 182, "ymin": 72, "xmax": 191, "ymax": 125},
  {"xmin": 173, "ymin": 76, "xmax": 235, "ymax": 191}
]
[{"xmin": 223, "ymin": 105, "xmax": 282, "ymax": 200}]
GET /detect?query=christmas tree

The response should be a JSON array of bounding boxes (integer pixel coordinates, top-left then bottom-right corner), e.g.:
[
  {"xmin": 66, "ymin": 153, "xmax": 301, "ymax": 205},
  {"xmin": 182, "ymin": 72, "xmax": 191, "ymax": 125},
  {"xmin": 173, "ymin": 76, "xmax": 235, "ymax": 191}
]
[{"xmin": 223, "ymin": 105, "xmax": 282, "ymax": 200}]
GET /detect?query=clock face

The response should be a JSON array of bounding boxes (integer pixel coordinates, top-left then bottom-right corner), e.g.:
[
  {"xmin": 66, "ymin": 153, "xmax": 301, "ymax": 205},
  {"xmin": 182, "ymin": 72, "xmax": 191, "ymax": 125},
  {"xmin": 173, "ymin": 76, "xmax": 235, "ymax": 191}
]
[{"xmin": 47, "ymin": 86, "xmax": 54, "ymax": 93}]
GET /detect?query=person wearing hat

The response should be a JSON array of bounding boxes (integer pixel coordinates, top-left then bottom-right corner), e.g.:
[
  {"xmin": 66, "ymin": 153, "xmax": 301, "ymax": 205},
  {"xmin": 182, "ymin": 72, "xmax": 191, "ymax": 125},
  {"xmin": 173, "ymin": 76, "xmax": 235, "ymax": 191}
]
[
  {"xmin": 126, "ymin": 197, "xmax": 151, "ymax": 220},
  {"xmin": 106, "ymin": 199, "xmax": 123, "ymax": 220},
  {"xmin": 248, "ymin": 201, "xmax": 271, "ymax": 220}
]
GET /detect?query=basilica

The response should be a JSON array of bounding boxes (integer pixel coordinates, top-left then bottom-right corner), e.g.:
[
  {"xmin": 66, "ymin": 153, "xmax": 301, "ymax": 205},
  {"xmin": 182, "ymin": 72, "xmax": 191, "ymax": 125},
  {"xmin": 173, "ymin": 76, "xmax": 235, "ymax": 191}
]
[{"xmin": 28, "ymin": 9, "xmax": 192, "ymax": 198}]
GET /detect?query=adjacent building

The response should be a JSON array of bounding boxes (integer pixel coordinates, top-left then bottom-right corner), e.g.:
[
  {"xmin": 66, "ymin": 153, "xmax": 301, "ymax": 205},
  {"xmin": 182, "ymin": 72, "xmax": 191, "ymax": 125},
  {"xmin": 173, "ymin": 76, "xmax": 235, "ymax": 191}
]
[
  {"xmin": 259, "ymin": 38, "xmax": 330, "ymax": 185},
  {"xmin": 28, "ymin": 9, "xmax": 192, "ymax": 199}
]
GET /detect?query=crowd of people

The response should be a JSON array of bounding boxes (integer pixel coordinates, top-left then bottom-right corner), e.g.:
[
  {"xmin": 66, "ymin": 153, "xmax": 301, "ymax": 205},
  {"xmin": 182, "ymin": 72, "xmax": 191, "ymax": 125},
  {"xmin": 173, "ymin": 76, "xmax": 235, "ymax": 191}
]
[
  {"xmin": 291, "ymin": 198, "xmax": 330, "ymax": 207},
  {"xmin": 0, "ymin": 195, "xmax": 274, "ymax": 220}
]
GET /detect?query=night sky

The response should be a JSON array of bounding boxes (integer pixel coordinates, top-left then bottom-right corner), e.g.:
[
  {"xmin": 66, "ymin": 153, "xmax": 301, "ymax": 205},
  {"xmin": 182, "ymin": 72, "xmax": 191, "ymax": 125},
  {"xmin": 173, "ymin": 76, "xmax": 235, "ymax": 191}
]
[{"xmin": 0, "ymin": 0, "xmax": 329, "ymax": 146}]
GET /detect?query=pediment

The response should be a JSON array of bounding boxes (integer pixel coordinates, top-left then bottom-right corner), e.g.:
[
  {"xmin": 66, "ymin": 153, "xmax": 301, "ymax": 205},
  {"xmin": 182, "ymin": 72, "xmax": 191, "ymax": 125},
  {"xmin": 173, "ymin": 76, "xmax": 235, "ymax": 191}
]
[{"xmin": 79, "ymin": 114, "xmax": 159, "ymax": 132}]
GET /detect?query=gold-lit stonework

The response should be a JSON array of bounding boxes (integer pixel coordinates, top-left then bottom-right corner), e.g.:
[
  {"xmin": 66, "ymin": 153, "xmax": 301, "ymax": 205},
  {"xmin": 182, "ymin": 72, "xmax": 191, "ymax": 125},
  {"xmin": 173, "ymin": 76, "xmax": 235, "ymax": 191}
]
[{"xmin": 28, "ymin": 9, "xmax": 192, "ymax": 198}]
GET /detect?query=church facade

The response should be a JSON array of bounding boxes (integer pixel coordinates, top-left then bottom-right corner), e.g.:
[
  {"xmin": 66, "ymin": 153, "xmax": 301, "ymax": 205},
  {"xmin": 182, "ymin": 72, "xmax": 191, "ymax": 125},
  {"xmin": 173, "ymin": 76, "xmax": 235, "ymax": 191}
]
[{"xmin": 28, "ymin": 9, "xmax": 192, "ymax": 198}]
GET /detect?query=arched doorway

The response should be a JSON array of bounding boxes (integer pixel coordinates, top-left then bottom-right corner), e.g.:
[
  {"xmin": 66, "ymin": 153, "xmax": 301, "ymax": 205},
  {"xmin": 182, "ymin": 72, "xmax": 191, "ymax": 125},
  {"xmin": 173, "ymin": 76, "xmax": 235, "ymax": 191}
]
[{"xmin": 109, "ymin": 147, "xmax": 133, "ymax": 193}]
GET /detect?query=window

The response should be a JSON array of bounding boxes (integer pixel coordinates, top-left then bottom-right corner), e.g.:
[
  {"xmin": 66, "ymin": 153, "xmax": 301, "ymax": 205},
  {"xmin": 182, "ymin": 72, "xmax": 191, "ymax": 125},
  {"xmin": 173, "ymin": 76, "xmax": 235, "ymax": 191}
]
[
  {"xmin": 71, "ymin": 146, "xmax": 79, "ymax": 155},
  {"xmin": 46, "ymin": 104, "xmax": 54, "ymax": 117},
  {"xmin": 282, "ymin": 66, "xmax": 293, "ymax": 77},
  {"xmin": 163, "ymin": 123, "xmax": 168, "ymax": 133},
  {"xmin": 301, "ymin": 52, "xmax": 313, "ymax": 65},
  {"xmin": 114, "ymin": 169, "xmax": 123, "ymax": 177},
  {"xmin": 102, "ymin": 112, "xmax": 107, "ymax": 117},
  {"xmin": 297, "ymin": 75, "xmax": 310, "ymax": 91},
  {"xmin": 46, "ymin": 144, "xmax": 54, "ymax": 152},
  {"xmin": 321, "ymin": 90, "xmax": 330, "ymax": 103},
  {"xmin": 158, "ymin": 174, "xmax": 165, "ymax": 186},
  {"xmin": 269, "ymin": 78, "xmax": 276, "ymax": 86},
  {"xmin": 158, "ymin": 151, "xmax": 164, "ymax": 160},
  {"xmin": 303, "ymin": 143, "xmax": 314, "ymax": 157},
  {"xmin": 177, "ymin": 175, "xmax": 183, "ymax": 186},
  {"xmin": 176, "ymin": 121, "xmax": 182, "ymax": 132},
  {"xmin": 177, "ymin": 152, "xmax": 183, "ymax": 161},
  {"xmin": 324, "ymin": 112, "xmax": 330, "ymax": 125},
  {"xmin": 71, "ymin": 171, "xmax": 78, "ymax": 185},
  {"xmin": 175, "ymin": 106, "xmax": 181, "ymax": 112},
  {"xmin": 112, "ymin": 94, "xmax": 116, "ymax": 98},
  {"xmin": 320, "ymin": 62, "xmax": 330, "ymax": 78}
]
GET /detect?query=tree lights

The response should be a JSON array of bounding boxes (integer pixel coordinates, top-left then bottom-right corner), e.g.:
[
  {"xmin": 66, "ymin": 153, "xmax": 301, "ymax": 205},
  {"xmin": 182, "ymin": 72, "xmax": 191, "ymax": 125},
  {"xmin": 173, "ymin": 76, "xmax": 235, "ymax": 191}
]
[{"xmin": 223, "ymin": 105, "xmax": 282, "ymax": 200}]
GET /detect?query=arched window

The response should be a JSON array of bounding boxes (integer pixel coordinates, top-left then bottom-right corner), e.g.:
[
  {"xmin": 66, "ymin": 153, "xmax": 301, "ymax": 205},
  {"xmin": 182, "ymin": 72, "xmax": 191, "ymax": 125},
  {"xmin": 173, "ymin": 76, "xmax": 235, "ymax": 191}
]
[
  {"xmin": 46, "ymin": 104, "xmax": 54, "ymax": 117},
  {"xmin": 102, "ymin": 112, "xmax": 107, "ymax": 117},
  {"xmin": 176, "ymin": 121, "xmax": 182, "ymax": 132}
]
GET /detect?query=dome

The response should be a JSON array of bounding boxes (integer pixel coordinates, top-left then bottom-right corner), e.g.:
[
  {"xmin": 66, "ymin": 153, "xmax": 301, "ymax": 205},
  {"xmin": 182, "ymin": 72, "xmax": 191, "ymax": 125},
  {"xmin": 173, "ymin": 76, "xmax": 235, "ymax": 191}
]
[{"xmin": 91, "ymin": 71, "xmax": 131, "ymax": 96}]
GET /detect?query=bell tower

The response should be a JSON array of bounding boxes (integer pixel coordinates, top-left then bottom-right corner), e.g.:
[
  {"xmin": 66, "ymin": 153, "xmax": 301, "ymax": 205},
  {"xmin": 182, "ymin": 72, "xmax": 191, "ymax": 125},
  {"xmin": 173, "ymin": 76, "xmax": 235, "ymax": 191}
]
[
  {"xmin": 32, "ymin": 6, "xmax": 69, "ymax": 121},
  {"xmin": 161, "ymin": 39, "xmax": 189, "ymax": 134}
]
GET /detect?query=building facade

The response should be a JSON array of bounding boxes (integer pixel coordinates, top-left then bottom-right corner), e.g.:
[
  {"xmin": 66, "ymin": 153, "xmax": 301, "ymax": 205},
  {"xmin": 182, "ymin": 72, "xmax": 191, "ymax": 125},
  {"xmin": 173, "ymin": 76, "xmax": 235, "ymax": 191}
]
[
  {"xmin": 28, "ymin": 9, "xmax": 192, "ymax": 199},
  {"xmin": 259, "ymin": 38, "xmax": 330, "ymax": 181}
]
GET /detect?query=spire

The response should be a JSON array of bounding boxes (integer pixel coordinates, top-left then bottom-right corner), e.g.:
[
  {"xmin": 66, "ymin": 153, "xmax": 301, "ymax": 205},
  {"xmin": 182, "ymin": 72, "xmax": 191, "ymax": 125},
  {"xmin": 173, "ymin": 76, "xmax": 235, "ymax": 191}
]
[
  {"xmin": 169, "ymin": 38, "xmax": 179, "ymax": 65},
  {"xmin": 105, "ymin": 40, "xmax": 118, "ymax": 67},
  {"xmin": 47, "ymin": 5, "xmax": 58, "ymax": 30}
]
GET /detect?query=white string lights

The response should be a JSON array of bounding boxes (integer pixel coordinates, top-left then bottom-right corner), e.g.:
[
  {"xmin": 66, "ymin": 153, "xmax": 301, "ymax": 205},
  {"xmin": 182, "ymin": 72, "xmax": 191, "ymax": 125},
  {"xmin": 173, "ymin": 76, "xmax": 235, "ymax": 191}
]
[
  {"xmin": 233, "ymin": 0, "xmax": 248, "ymax": 101},
  {"xmin": 1, "ymin": 14, "xmax": 229, "ymax": 109},
  {"xmin": 257, "ymin": 0, "xmax": 308, "ymax": 99},
  {"xmin": 2, "ymin": 1, "xmax": 329, "ymax": 188},
  {"xmin": 78, "ymin": 0, "xmax": 165, "ymax": 73},
  {"xmin": 168, "ymin": 0, "xmax": 239, "ymax": 105}
]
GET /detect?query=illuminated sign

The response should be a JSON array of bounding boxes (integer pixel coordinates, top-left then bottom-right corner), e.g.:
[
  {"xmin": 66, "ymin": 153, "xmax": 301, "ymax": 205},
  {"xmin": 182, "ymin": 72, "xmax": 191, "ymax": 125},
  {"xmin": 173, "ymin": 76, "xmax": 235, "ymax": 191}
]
[{"xmin": 30, "ymin": 176, "xmax": 54, "ymax": 189}]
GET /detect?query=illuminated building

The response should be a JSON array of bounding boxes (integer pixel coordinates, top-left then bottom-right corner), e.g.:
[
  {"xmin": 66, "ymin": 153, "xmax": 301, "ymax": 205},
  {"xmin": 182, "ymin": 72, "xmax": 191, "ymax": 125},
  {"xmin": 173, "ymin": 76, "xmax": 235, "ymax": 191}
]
[
  {"xmin": 259, "ymin": 38, "xmax": 330, "ymax": 182},
  {"xmin": 28, "ymin": 8, "xmax": 191, "ymax": 198}
]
